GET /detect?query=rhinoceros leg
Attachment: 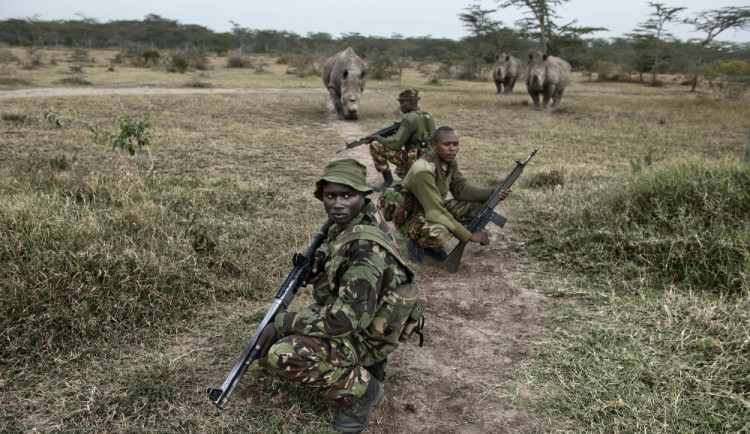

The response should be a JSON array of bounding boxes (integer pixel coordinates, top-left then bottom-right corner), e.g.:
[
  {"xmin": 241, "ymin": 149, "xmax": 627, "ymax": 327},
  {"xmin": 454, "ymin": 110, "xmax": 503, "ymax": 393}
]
[
  {"xmin": 542, "ymin": 84, "xmax": 557, "ymax": 109},
  {"xmin": 328, "ymin": 88, "xmax": 345, "ymax": 119},
  {"xmin": 551, "ymin": 89, "xmax": 565, "ymax": 107},
  {"xmin": 505, "ymin": 77, "xmax": 516, "ymax": 94}
]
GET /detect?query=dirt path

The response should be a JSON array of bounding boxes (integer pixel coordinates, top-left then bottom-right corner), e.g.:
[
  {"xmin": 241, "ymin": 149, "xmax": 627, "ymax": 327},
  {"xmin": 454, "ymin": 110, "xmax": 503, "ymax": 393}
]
[
  {"xmin": 327, "ymin": 113, "xmax": 547, "ymax": 433},
  {"xmin": 0, "ymin": 87, "xmax": 327, "ymax": 98}
]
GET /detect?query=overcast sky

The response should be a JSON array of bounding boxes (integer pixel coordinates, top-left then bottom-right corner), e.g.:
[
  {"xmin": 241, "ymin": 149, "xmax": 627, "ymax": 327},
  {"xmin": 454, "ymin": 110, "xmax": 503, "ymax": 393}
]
[{"xmin": 2, "ymin": 0, "xmax": 749, "ymax": 43}]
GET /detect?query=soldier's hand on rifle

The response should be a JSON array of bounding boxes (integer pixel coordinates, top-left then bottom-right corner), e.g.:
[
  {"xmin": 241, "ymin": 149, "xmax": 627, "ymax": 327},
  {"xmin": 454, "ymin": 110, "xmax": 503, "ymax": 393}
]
[
  {"xmin": 492, "ymin": 182, "xmax": 512, "ymax": 201},
  {"xmin": 469, "ymin": 230, "xmax": 490, "ymax": 246},
  {"xmin": 306, "ymin": 253, "xmax": 326, "ymax": 285},
  {"xmin": 254, "ymin": 323, "xmax": 278, "ymax": 358},
  {"xmin": 364, "ymin": 136, "xmax": 374, "ymax": 144}
]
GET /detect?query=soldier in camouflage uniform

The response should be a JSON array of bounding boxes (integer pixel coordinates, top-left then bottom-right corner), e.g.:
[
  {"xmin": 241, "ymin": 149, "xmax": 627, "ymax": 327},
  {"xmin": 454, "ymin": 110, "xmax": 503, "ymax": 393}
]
[
  {"xmin": 397, "ymin": 126, "xmax": 511, "ymax": 264},
  {"xmin": 254, "ymin": 158, "xmax": 420, "ymax": 433},
  {"xmin": 364, "ymin": 89, "xmax": 436, "ymax": 192}
]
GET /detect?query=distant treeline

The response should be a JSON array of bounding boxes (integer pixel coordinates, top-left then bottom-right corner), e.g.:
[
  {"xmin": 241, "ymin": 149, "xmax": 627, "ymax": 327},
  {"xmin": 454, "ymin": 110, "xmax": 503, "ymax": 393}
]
[{"xmin": 1, "ymin": 14, "xmax": 749, "ymax": 73}]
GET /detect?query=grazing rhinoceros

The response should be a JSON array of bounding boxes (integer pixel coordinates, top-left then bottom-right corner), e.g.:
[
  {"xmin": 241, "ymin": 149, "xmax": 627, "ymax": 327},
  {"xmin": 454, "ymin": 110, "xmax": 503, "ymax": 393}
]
[
  {"xmin": 322, "ymin": 47, "xmax": 367, "ymax": 120},
  {"xmin": 525, "ymin": 52, "xmax": 572, "ymax": 110},
  {"xmin": 492, "ymin": 53, "xmax": 523, "ymax": 94}
]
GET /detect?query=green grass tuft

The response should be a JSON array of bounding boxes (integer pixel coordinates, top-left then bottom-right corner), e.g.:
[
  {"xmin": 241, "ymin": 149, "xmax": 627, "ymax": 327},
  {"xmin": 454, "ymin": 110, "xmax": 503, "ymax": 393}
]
[{"xmin": 521, "ymin": 159, "xmax": 749, "ymax": 293}]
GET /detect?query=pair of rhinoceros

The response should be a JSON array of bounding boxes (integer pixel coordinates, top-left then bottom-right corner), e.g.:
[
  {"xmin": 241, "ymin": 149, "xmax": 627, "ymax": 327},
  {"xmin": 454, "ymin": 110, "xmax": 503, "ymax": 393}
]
[
  {"xmin": 492, "ymin": 52, "xmax": 572, "ymax": 110},
  {"xmin": 322, "ymin": 48, "xmax": 572, "ymax": 119}
]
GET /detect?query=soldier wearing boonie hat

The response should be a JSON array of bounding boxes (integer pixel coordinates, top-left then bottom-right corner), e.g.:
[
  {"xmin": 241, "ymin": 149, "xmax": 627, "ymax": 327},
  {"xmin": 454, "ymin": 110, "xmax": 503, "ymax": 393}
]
[
  {"xmin": 314, "ymin": 158, "xmax": 372, "ymax": 200},
  {"xmin": 255, "ymin": 157, "xmax": 421, "ymax": 434},
  {"xmin": 364, "ymin": 89, "xmax": 436, "ymax": 192}
]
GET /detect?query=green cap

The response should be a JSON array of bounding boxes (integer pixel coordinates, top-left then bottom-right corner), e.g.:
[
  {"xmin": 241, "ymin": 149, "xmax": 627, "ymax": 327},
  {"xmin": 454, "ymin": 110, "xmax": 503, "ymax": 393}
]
[
  {"xmin": 398, "ymin": 89, "xmax": 420, "ymax": 101},
  {"xmin": 314, "ymin": 158, "xmax": 373, "ymax": 200}
]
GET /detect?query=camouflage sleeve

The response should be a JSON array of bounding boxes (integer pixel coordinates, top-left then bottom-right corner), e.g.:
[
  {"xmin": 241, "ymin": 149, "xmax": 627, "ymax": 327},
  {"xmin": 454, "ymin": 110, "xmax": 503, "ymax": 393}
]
[
  {"xmin": 274, "ymin": 240, "xmax": 384, "ymax": 338},
  {"xmin": 449, "ymin": 164, "xmax": 493, "ymax": 202},
  {"xmin": 373, "ymin": 112, "xmax": 418, "ymax": 150},
  {"xmin": 407, "ymin": 163, "xmax": 473, "ymax": 242}
]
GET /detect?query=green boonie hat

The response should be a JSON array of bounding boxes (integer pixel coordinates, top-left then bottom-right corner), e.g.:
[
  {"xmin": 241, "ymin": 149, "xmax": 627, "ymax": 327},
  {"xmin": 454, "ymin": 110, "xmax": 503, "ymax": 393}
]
[
  {"xmin": 398, "ymin": 89, "xmax": 420, "ymax": 101},
  {"xmin": 314, "ymin": 158, "xmax": 373, "ymax": 200}
]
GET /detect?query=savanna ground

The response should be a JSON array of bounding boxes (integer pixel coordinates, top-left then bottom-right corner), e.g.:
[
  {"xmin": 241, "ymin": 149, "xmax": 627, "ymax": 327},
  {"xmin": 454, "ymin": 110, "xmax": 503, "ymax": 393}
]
[{"xmin": 1, "ymin": 48, "xmax": 748, "ymax": 433}]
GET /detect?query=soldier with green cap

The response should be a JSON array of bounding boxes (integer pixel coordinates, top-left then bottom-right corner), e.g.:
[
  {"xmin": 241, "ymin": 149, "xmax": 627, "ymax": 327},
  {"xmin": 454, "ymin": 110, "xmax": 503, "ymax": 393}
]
[
  {"xmin": 254, "ymin": 158, "xmax": 422, "ymax": 433},
  {"xmin": 364, "ymin": 89, "xmax": 436, "ymax": 192}
]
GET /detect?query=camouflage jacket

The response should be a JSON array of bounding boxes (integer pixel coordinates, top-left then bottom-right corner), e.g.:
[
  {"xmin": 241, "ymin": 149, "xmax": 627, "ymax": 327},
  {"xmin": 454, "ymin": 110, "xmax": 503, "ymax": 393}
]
[
  {"xmin": 274, "ymin": 200, "xmax": 412, "ymax": 344},
  {"xmin": 402, "ymin": 151, "xmax": 493, "ymax": 242},
  {"xmin": 372, "ymin": 105, "xmax": 435, "ymax": 151}
]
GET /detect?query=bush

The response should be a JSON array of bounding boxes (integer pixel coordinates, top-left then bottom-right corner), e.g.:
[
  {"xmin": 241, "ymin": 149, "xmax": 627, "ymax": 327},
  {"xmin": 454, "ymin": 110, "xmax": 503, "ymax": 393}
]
[
  {"xmin": 367, "ymin": 51, "xmax": 400, "ymax": 81},
  {"xmin": 520, "ymin": 159, "xmax": 749, "ymax": 293},
  {"xmin": 226, "ymin": 51, "xmax": 252, "ymax": 68},
  {"xmin": 165, "ymin": 45, "xmax": 210, "ymax": 73},
  {"xmin": 21, "ymin": 46, "xmax": 45, "ymax": 69},
  {"xmin": 702, "ymin": 60, "xmax": 750, "ymax": 99},
  {"xmin": 593, "ymin": 60, "xmax": 616, "ymax": 81},
  {"xmin": 113, "ymin": 45, "xmax": 161, "ymax": 67},
  {"xmin": 284, "ymin": 53, "xmax": 319, "ymax": 78}
]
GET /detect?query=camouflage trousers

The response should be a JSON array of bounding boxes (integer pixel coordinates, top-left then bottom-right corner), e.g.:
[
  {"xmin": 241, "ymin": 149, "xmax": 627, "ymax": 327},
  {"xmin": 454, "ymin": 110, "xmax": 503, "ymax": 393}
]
[
  {"xmin": 369, "ymin": 142, "xmax": 430, "ymax": 177},
  {"xmin": 259, "ymin": 334, "xmax": 371, "ymax": 405},
  {"xmin": 399, "ymin": 199, "xmax": 483, "ymax": 248}
]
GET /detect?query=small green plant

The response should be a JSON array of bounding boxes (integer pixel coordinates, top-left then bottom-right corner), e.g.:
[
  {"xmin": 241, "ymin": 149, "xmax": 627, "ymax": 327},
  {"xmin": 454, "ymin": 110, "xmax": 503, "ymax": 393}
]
[
  {"xmin": 85, "ymin": 107, "xmax": 152, "ymax": 156},
  {"xmin": 44, "ymin": 103, "xmax": 154, "ymax": 174},
  {"xmin": 185, "ymin": 213, "xmax": 219, "ymax": 254}
]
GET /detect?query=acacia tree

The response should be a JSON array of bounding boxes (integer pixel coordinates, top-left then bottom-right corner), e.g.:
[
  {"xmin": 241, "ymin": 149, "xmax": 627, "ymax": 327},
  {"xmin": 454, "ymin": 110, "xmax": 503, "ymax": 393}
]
[
  {"xmin": 684, "ymin": 6, "xmax": 750, "ymax": 91},
  {"xmin": 497, "ymin": 0, "xmax": 568, "ymax": 53},
  {"xmin": 458, "ymin": 3, "xmax": 503, "ymax": 61},
  {"xmin": 631, "ymin": 2, "xmax": 685, "ymax": 84}
]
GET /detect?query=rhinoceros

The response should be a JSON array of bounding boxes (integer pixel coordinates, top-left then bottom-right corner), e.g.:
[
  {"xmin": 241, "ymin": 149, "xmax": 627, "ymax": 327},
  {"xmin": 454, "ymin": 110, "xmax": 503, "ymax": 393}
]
[
  {"xmin": 492, "ymin": 53, "xmax": 523, "ymax": 94},
  {"xmin": 525, "ymin": 52, "xmax": 572, "ymax": 110},
  {"xmin": 322, "ymin": 47, "xmax": 366, "ymax": 120}
]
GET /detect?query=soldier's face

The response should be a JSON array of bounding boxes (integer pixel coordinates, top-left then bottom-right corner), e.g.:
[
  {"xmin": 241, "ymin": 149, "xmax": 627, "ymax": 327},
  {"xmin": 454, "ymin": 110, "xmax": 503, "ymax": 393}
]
[
  {"xmin": 321, "ymin": 182, "xmax": 365, "ymax": 224},
  {"xmin": 433, "ymin": 130, "xmax": 459, "ymax": 163},
  {"xmin": 399, "ymin": 99, "xmax": 415, "ymax": 113}
]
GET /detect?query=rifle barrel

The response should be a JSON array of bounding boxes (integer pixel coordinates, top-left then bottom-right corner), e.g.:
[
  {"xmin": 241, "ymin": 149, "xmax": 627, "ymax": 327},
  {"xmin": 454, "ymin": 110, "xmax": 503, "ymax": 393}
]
[{"xmin": 206, "ymin": 221, "xmax": 330, "ymax": 410}]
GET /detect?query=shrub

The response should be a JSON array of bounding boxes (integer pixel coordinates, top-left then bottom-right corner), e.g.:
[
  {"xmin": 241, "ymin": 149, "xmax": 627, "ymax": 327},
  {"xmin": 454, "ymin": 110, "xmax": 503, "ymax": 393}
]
[
  {"xmin": 285, "ymin": 53, "xmax": 319, "ymax": 78},
  {"xmin": 226, "ymin": 50, "xmax": 252, "ymax": 68},
  {"xmin": 21, "ymin": 46, "xmax": 45, "ymax": 69},
  {"xmin": 593, "ymin": 60, "xmax": 616, "ymax": 81},
  {"xmin": 113, "ymin": 45, "xmax": 161, "ymax": 67},
  {"xmin": 166, "ymin": 45, "xmax": 210, "ymax": 73},
  {"xmin": 702, "ymin": 60, "xmax": 750, "ymax": 99},
  {"xmin": 521, "ymin": 159, "xmax": 749, "ymax": 293}
]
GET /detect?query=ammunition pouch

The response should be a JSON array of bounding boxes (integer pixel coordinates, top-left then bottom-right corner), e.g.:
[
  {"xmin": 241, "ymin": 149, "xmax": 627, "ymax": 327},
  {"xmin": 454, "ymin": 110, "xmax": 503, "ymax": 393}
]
[{"xmin": 365, "ymin": 284, "xmax": 425, "ymax": 347}]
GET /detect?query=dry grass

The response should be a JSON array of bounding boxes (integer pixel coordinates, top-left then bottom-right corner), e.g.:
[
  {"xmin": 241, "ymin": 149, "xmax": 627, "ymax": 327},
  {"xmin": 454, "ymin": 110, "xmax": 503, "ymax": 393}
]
[{"xmin": 1, "ymin": 46, "xmax": 748, "ymax": 433}]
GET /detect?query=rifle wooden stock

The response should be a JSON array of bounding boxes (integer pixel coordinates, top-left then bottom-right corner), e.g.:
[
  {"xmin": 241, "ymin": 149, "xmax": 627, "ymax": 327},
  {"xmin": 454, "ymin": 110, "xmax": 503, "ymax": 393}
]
[
  {"xmin": 336, "ymin": 122, "xmax": 401, "ymax": 153},
  {"xmin": 441, "ymin": 148, "xmax": 538, "ymax": 273},
  {"xmin": 206, "ymin": 221, "xmax": 330, "ymax": 410}
]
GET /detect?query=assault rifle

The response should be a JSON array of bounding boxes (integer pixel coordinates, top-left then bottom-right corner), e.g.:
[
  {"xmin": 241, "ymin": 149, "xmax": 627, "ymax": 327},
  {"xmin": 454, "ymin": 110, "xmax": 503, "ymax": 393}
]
[
  {"xmin": 336, "ymin": 122, "xmax": 401, "ymax": 153},
  {"xmin": 206, "ymin": 221, "xmax": 331, "ymax": 410},
  {"xmin": 442, "ymin": 148, "xmax": 538, "ymax": 273}
]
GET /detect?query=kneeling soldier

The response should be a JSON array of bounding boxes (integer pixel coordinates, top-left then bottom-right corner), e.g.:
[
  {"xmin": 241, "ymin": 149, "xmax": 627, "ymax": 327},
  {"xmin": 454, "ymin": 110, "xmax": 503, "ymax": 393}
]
[
  {"xmin": 364, "ymin": 89, "xmax": 435, "ymax": 191},
  {"xmin": 397, "ymin": 126, "xmax": 511, "ymax": 264},
  {"xmin": 255, "ymin": 158, "xmax": 422, "ymax": 433}
]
